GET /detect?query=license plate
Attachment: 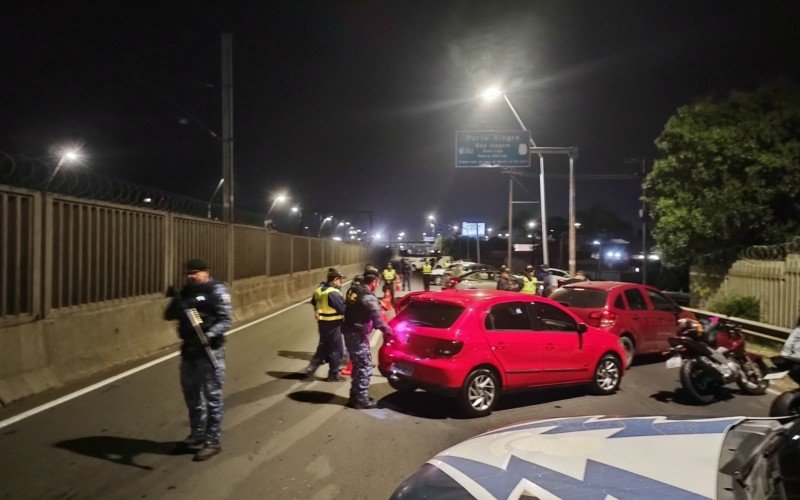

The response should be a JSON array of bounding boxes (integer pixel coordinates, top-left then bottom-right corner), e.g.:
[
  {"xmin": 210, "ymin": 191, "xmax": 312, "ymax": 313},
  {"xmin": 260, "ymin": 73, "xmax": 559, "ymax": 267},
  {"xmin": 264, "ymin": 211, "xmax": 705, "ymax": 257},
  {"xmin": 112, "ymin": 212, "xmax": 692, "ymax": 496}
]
[
  {"xmin": 764, "ymin": 370, "xmax": 789, "ymax": 381},
  {"xmin": 665, "ymin": 356, "xmax": 682, "ymax": 369},
  {"xmin": 393, "ymin": 361, "xmax": 414, "ymax": 377}
]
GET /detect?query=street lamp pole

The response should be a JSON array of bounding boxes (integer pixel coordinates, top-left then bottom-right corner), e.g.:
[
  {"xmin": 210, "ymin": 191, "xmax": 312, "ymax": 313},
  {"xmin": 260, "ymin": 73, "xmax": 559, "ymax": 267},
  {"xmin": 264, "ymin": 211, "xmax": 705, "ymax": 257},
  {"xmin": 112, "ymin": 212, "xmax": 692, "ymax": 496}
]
[{"xmin": 502, "ymin": 93, "xmax": 548, "ymax": 265}]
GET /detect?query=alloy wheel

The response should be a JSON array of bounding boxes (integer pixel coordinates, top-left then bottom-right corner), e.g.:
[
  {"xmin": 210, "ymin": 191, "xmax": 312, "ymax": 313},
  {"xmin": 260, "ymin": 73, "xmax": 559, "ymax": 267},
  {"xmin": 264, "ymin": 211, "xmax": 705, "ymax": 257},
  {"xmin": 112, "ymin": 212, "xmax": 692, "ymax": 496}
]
[
  {"xmin": 467, "ymin": 374, "xmax": 496, "ymax": 411},
  {"xmin": 595, "ymin": 359, "xmax": 620, "ymax": 391}
]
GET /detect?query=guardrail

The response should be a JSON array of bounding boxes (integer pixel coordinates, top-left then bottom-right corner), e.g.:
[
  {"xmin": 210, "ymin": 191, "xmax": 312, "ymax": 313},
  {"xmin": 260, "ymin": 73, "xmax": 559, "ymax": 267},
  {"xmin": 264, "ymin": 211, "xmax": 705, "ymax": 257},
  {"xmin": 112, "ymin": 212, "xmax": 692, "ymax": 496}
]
[{"xmin": 684, "ymin": 307, "xmax": 793, "ymax": 346}]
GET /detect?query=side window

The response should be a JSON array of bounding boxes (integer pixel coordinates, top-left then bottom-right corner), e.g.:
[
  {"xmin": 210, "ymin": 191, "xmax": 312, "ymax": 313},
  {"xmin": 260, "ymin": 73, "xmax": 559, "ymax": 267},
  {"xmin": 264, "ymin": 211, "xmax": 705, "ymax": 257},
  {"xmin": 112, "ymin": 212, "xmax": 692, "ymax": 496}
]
[
  {"xmin": 614, "ymin": 294, "xmax": 626, "ymax": 310},
  {"xmin": 533, "ymin": 302, "xmax": 579, "ymax": 332},
  {"xmin": 624, "ymin": 288, "xmax": 648, "ymax": 310},
  {"xmin": 647, "ymin": 290, "xmax": 676, "ymax": 312},
  {"xmin": 485, "ymin": 302, "xmax": 532, "ymax": 331},
  {"xmin": 476, "ymin": 272, "xmax": 489, "ymax": 280}
]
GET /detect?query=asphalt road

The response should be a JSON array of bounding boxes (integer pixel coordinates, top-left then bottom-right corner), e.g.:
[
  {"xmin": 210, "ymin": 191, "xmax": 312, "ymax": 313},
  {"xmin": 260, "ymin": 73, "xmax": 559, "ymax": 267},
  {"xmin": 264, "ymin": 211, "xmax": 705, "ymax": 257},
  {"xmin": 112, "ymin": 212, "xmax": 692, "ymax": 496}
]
[{"xmin": 0, "ymin": 276, "xmax": 782, "ymax": 499}]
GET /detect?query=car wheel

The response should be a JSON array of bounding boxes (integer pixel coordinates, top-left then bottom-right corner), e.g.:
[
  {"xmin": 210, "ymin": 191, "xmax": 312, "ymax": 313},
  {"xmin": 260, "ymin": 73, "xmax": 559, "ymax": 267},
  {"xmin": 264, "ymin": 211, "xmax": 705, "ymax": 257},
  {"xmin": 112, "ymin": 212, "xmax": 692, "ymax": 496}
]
[
  {"xmin": 458, "ymin": 368, "xmax": 500, "ymax": 417},
  {"xmin": 619, "ymin": 336, "xmax": 635, "ymax": 368},
  {"xmin": 388, "ymin": 377, "xmax": 417, "ymax": 393},
  {"xmin": 589, "ymin": 354, "xmax": 622, "ymax": 395}
]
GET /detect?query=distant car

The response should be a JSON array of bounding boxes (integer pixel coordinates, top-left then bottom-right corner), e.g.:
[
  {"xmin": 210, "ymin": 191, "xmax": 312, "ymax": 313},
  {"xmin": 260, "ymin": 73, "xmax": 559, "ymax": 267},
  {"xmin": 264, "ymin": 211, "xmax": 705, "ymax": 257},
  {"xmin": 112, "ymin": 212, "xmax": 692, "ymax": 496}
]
[
  {"xmin": 442, "ymin": 269, "xmax": 501, "ymax": 290},
  {"xmin": 543, "ymin": 267, "xmax": 571, "ymax": 291},
  {"xmin": 549, "ymin": 281, "xmax": 696, "ymax": 368},
  {"xmin": 379, "ymin": 290, "xmax": 626, "ymax": 417},
  {"xmin": 435, "ymin": 262, "xmax": 496, "ymax": 286},
  {"xmin": 391, "ymin": 414, "xmax": 800, "ymax": 499}
]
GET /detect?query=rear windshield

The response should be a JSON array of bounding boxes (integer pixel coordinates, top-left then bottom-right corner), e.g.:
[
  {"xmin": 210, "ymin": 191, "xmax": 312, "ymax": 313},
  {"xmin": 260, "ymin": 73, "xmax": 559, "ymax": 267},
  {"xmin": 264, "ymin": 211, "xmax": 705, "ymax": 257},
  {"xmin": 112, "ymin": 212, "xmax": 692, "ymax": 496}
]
[
  {"xmin": 394, "ymin": 301, "xmax": 465, "ymax": 328},
  {"xmin": 549, "ymin": 287, "xmax": 608, "ymax": 308}
]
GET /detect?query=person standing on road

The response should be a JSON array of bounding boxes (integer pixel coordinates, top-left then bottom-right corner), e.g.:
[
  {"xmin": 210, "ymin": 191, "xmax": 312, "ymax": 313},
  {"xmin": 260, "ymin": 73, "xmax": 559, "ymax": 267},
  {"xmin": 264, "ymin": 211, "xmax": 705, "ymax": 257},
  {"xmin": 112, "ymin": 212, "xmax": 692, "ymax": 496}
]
[
  {"xmin": 382, "ymin": 262, "xmax": 397, "ymax": 306},
  {"xmin": 535, "ymin": 264, "xmax": 550, "ymax": 296},
  {"xmin": 304, "ymin": 269, "xmax": 347, "ymax": 381},
  {"xmin": 401, "ymin": 258, "xmax": 412, "ymax": 291},
  {"xmin": 164, "ymin": 259, "xmax": 232, "ymax": 461},
  {"xmin": 519, "ymin": 265, "xmax": 539, "ymax": 295},
  {"xmin": 496, "ymin": 269, "xmax": 519, "ymax": 291},
  {"xmin": 421, "ymin": 260, "xmax": 432, "ymax": 291},
  {"xmin": 342, "ymin": 269, "xmax": 393, "ymax": 409}
]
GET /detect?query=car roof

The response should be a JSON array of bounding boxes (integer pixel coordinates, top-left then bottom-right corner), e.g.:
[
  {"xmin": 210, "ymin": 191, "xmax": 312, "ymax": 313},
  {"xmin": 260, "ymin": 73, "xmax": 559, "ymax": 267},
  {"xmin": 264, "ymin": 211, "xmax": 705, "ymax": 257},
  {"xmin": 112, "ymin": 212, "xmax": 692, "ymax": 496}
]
[
  {"xmin": 404, "ymin": 289, "xmax": 553, "ymax": 307},
  {"xmin": 563, "ymin": 281, "xmax": 639, "ymax": 291}
]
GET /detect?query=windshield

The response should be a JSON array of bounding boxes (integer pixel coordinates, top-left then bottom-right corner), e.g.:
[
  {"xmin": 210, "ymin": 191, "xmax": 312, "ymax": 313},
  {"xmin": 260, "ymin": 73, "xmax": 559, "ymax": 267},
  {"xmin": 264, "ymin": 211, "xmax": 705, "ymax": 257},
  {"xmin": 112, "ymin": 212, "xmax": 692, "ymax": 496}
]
[
  {"xmin": 549, "ymin": 287, "xmax": 608, "ymax": 308},
  {"xmin": 394, "ymin": 301, "xmax": 465, "ymax": 328}
]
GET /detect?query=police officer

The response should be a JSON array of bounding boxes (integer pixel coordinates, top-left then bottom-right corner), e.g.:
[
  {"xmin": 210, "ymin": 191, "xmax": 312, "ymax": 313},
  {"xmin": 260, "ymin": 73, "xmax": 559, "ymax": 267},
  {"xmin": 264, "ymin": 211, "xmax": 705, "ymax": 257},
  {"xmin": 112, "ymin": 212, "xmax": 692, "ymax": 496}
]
[
  {"xmin": 342, "ymin": 268, "xmax": 393, "ymax": 409},
  {"xmin": 519, "ymin": 265, "xmax": 538, "ymax": 294},
  {"xmin": 497, "ymin": 268, "xmax": 519, "ymax": 291},
  {"xmin": 400, "ymin": 258, "xmax": 412, "ymax": 291},
  {"xmin": 421, "ymin": 259, "xmax": 432, "ymax": 291},
  {"xmin": 382, "ymin": 262, "xmax": 397, "ymax": 305},
  {"xmin": 304, "ymin": 269, "xmax": 347, "ymax": 381},
  {"xmin": 164, "ymin": 259, "xmax": 232, "ymax": 461}
]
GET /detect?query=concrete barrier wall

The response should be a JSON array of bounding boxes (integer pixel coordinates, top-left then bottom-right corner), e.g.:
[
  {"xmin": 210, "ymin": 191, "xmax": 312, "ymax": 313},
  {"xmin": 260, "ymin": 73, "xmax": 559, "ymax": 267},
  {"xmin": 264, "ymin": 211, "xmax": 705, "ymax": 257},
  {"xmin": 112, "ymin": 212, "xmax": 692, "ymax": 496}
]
[{"xmin": 0, "ymin": 262, "xmax": 364, "ymax": 406}]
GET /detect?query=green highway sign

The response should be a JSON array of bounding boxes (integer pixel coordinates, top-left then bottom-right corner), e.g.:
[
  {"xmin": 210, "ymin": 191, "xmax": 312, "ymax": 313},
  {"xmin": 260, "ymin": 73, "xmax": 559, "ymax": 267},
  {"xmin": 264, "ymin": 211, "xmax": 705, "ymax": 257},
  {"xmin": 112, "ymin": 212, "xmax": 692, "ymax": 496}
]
[{"xmin": 455, "ymin": 130, "xmax": 531, "ymax": 168}]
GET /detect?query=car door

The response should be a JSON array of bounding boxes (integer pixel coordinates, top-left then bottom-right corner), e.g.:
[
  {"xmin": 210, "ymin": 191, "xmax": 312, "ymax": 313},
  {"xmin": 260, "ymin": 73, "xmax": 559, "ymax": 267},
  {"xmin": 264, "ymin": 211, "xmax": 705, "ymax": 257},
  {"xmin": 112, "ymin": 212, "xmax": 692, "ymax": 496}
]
[
  {"xmin": 531, "ymin": 302, "xmax": 590, "ymax": 384},
  {"xmin": 645, "ymin": 289, "xmax": 681, "ymax": 349},
  {"xmin": 483, "ymin": 301, "xmax": 546, "ymax": 388},
  {"xmin": 621, "ymin": 287, "xmax": 656, "ymax": 351}
]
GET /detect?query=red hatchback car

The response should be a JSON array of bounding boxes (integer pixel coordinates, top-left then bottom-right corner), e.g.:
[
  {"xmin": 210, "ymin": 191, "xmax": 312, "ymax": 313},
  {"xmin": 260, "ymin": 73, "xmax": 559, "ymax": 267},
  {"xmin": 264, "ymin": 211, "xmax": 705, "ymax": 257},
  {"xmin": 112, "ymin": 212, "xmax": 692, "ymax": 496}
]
[
  {"xmin": 548, "ymin": 281, "xmax": 695, "ymax": 368},
  {"xmin": 378, "ymin": 289, "xmax": 626, "ymax": 417}
]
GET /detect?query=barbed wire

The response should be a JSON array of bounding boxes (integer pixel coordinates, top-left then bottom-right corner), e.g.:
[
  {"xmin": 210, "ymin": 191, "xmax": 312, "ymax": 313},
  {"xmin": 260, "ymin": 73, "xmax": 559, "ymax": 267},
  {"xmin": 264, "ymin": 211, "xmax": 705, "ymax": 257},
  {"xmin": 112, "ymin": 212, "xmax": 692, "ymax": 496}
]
[
  {"xmin": 0, "ymin": 152, "xmax": 267, "ymax": 224},
  {"xmin": 740, "ymin": 236, "xmax": 800, "ymax": 260}
]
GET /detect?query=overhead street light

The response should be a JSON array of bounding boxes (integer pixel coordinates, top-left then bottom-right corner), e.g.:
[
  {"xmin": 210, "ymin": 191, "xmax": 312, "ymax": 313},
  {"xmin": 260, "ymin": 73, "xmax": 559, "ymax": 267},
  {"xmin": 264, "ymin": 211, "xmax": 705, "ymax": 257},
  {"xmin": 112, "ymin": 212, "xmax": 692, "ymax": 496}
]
[
  {"xmin": 267, "ymin": 192, "xmax": 289, "ymax": 215},
  {"xmin": 44, "ymin": 147, "xmax": 83, "ymax": 191},
  {"xmin": 481, "ymin": 86, "xmax": 549, "ymax": 267}
]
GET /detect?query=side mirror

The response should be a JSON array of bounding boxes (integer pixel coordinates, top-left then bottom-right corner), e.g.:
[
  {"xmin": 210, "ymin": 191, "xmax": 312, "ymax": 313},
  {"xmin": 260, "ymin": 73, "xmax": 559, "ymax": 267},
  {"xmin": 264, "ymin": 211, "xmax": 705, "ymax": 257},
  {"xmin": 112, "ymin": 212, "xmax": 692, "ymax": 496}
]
[
  {"xmin": 165, "ymin": 285, "xmax": 177, "ymax": 298},
  {"xmin": 577, "ymin": 323, "xmax": 588, "ymax": 334}
]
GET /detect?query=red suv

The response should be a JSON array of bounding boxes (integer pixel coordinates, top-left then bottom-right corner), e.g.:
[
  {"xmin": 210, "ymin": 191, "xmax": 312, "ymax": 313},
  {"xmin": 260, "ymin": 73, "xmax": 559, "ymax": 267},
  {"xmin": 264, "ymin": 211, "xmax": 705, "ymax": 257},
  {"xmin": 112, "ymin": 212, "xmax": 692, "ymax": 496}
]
[
  {"xmin": 378, "ymin": 289, "xmax": 626, "ymax": 417},
  {"xmin": 548, "ymin": 281, "xmax": 695, "ymax": 368}
]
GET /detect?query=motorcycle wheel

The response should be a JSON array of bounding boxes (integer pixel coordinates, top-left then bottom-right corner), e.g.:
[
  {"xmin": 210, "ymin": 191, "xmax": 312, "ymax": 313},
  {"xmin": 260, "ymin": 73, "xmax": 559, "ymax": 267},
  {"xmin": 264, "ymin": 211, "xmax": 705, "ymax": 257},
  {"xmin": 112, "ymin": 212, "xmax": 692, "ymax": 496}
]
[
  {"xmin": 736, "ymin": 358, "xmax": 770, "ymax": 395},
  {"xmin": 769, "ymin": 391, "xmax": 800, "ymax": 417},
  {"xmin": 679, "ymin": 359, "xmax": 718, "ymax": 404}
]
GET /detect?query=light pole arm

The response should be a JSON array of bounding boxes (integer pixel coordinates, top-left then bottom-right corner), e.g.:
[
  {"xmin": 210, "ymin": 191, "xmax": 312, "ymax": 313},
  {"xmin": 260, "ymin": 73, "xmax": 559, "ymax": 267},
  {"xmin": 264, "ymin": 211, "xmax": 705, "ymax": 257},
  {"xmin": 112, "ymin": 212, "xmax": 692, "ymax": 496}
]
[{"xmin": 43, "ymin": 157, "xmax": 66, "ymax": 191}]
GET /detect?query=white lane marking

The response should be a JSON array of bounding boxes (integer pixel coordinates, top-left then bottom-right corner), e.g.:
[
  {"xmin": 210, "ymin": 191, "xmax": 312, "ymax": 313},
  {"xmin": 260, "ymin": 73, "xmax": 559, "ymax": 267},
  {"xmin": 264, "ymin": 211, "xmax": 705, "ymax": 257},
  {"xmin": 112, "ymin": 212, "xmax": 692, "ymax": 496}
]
[{"xmin": 0, "ymin": 295, "xmax": 316, "ymax": 430}]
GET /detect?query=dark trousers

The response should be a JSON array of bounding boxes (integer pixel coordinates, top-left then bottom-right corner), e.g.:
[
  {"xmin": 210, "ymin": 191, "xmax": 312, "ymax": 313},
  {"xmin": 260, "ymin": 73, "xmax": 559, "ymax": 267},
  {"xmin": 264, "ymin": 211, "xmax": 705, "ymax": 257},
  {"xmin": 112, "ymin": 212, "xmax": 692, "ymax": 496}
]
[
  {"xmin": 383, "ymin": 282, "xmax": 396, "ymax": 305},
  {"xmin": 402, "ymin": 273, "xmax": 411, "ymax": 291},
  {"xmin": 309, "ymin": 321, "xmax": 344, "ymax": 376},
  {"xmin": 180, "ymin": 349, "xmax": 225, "ymax": 445},
  {"xmin": 342, "ymin": 323, "xmax": 372, "ymax": 403},
  {"xmin": 423, "ymin": 274, "xmax": 431, "ymax": 291}
]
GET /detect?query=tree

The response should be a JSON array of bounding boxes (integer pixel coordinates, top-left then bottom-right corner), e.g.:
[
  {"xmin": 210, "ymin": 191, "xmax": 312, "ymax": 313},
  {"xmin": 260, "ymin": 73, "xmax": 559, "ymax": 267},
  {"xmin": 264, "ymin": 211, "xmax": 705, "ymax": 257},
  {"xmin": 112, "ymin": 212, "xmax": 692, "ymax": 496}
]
[{"xmin": 644, "ymin": 82, "xmax": 800, "ymax": 268}]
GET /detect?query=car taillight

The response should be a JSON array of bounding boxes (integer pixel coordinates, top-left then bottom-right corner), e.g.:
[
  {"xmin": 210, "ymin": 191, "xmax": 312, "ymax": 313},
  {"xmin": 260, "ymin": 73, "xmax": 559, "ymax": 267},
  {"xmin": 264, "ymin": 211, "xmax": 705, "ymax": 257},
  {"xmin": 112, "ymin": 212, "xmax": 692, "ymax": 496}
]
[
  {"xmin": 588, "ymin": 310, "xmax": 617, "ymax": 328},
  {"xmin": 434, "ymin": 340, "xmax": 463, "ymax": 357}
]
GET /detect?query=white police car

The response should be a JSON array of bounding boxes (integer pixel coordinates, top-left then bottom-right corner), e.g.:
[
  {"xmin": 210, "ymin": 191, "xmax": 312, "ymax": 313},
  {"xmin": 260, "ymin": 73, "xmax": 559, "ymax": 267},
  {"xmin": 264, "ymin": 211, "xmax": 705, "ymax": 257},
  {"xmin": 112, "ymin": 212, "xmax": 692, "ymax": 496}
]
[{"xmin": 391, "ymin": 415, "xmax": 800, "ymax": 499}]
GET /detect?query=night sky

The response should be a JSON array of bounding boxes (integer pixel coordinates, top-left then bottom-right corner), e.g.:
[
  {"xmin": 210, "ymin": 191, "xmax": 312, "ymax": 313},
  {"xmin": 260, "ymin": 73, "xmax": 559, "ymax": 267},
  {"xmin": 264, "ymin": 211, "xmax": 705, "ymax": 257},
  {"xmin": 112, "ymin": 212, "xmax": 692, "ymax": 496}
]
[{"xmin": 2, "ymin": 1, "xmax": 798, "ymax": 237}]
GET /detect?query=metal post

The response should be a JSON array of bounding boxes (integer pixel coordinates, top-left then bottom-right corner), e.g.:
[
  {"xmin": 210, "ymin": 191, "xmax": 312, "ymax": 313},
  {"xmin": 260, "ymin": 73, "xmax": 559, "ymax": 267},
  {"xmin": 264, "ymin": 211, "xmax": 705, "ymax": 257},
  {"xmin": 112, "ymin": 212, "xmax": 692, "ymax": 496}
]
[
  {"xmin": 221, "ymin": 34, "xmax": 234, "ymax": 223},
  {"xmin": 507, "ymin": 175, "xmax": 513, "ymax": 267},
  {"xmin": 568, "ymin": 153, "xmax": 576, "ymax": 275},
  {"xmin": 640, "ymin": 158, "xmax": 648, "ymax": 284},
  {"xmin": 539, "ymin": 154, "xmax": 548, "ymax": 265},
  {"xmin": 476, "ymin": 235, "xmax": 481, "ymax": 264}
]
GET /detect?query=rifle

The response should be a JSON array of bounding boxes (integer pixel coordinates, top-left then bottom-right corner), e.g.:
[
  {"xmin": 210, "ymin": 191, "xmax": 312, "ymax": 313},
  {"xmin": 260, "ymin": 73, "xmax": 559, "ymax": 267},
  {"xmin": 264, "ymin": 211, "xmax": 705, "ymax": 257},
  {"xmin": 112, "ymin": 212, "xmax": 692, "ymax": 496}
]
[{"xmin": 166, "ymin": 286, "xmax": 221, "ymax": 370}]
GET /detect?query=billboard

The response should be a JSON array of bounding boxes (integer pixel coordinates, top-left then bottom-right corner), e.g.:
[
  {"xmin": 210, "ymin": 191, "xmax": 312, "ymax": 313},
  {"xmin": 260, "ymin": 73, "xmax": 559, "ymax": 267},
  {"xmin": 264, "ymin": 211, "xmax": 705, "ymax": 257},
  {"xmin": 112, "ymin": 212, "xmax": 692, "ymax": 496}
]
[
  {"xmin": 456, "ymin": 130, "xmax": 531, "ymax": 168},
  {"xmin": 461, "ymin": 222, "xmax": 486, "ymax": 237}
]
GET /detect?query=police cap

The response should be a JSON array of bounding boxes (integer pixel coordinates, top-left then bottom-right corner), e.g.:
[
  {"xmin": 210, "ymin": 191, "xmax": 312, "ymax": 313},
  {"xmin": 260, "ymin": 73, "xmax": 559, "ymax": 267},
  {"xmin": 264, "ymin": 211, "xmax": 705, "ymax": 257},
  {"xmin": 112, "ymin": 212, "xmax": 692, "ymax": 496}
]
[
  {"xmin": 186, "ymin": 258, "xmax": 211, "ymax": 271},
  {"xmin": 327, "ymin": 269, "xmax": 344, "ymax": 282}
]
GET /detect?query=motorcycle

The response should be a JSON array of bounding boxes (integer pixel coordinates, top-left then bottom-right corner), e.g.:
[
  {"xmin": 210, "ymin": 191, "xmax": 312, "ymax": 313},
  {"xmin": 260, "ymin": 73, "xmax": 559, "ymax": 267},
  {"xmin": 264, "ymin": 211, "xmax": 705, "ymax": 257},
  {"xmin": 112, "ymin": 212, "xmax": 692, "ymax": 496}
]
[
  {"xmin": 665, "ymin": 318, "xmax": 770, "ymax": 404},
  {"xmin": 767, "ymin": 356, "xmax": 800, "ymax": 416}
]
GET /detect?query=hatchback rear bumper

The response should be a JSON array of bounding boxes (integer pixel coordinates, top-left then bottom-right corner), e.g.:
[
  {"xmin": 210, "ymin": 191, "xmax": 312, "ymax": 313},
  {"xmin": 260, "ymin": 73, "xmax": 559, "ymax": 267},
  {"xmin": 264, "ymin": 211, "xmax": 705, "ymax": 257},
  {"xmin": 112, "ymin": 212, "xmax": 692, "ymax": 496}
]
[{"xmin": 379, "ymin": 348, "xmax": 466, "ymax": 395}]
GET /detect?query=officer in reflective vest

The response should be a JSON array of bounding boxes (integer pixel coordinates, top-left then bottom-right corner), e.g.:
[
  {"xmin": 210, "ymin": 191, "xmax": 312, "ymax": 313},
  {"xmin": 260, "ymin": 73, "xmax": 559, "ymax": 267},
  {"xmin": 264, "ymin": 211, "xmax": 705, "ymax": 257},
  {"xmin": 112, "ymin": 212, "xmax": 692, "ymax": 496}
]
[
  {"xmin": 421, "ymin": 260, "xmax": 433, "ymax": 291},
  {"xmin": 382, "ymin": 262, "xmax": 397, "ymax": 306},
  {"xmin": 304, "ymin": 269, "xmax": 347, "ymax": 381},
  {"xmin": 520, "ymin": 265, "xmax": 539, "ymax": 294},
  {"xmin": 342, "ymin": 269, "xmax": 393, "ymax": 409}
]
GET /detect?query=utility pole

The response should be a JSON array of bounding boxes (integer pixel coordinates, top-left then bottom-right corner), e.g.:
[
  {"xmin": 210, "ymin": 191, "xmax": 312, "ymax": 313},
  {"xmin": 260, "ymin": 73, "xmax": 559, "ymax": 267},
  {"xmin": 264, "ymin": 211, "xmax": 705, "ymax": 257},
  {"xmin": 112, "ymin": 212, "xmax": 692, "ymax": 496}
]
[
  {"xmin": 221, "ymin": 33, "xmax": 234, "ymax": 223},
  {"xmin": 640, "ymin": 157, "xmax": 648, "ymax": 285},
  {"xmin": 507, "ymin": 175, "xmax": 513, "ymax": 267}
]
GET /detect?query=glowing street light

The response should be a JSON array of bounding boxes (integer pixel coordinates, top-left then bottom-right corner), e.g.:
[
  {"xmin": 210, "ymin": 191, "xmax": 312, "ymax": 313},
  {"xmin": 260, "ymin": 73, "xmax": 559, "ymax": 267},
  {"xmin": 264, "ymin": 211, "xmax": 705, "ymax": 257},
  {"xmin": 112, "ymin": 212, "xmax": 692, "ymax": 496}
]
[
  {"xmin": 44, "ymin": 147, "xmax": 83, "ymax": 191},
  {"xmin": 527, "ymin": 220, "xmax": 537, "ymax": 229},
  {"xmin": 290, "ymin": 206, "xmax": 299, "ymax": 213},
  {"xmin": 267, "ymin": 192, "xmax": 289, "ymax": 215}
]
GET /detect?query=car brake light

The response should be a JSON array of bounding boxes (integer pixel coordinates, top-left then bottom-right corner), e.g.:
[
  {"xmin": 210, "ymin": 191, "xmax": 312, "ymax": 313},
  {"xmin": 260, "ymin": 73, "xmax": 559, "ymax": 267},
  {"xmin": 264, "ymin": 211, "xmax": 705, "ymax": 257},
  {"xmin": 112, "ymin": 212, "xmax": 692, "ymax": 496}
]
[
  {"xmin": 588, "ymin": 310, "xmax": 617, "ymax": 328},
  {"xmin": 434, "ymin": 340, "xmax": 463, "ymax": 357}
]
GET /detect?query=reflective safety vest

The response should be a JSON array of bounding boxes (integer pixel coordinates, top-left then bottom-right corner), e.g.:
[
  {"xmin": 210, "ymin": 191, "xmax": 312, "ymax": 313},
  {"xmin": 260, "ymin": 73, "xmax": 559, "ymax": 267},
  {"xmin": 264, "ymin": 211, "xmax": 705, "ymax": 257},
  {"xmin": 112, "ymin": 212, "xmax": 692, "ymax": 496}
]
[
  {"xmin": 383, "ymin": 269, "xmax": 396, "ymax": 282},
  {"xmin": 422, "ymin": 264, "xmax": 432, "ymax": 275},
  {"xmin": 314, "ymin": 285, "xmax": 343, "ymax": 321},
  {"xmin": 520, "ymin": 275, "xmax": 538, "ymax": 294}
]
